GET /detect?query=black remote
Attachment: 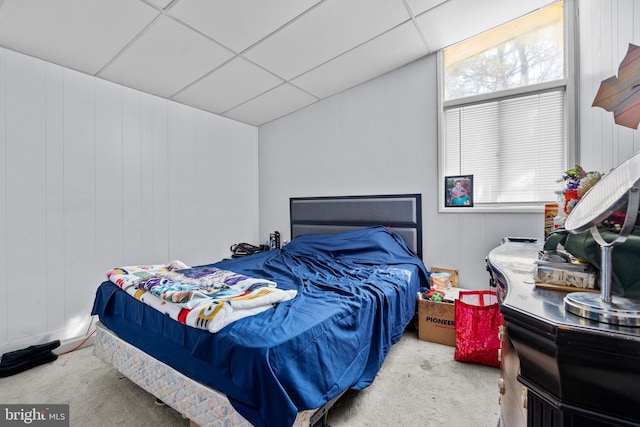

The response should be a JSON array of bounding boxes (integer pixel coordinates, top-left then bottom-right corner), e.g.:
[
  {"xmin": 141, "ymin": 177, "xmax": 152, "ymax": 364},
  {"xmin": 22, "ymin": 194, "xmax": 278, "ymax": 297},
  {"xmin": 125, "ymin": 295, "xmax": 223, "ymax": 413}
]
[{"xmin": 507, "ymin": 237, "xmax": 538, "ymax": 243}]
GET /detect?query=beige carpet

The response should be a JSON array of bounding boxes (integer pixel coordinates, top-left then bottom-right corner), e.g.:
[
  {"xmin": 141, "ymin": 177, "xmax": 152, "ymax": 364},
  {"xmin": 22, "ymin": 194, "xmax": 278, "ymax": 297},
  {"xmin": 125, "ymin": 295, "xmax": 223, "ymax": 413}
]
[{"xmin": 0, "ymin": 331, "xmax": 500, "ymax": 427}]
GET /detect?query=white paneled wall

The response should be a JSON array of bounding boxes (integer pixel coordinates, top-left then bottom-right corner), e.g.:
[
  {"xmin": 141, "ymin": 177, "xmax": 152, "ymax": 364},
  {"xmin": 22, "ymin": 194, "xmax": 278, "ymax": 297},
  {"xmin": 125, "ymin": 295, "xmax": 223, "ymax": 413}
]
[
  {"xmin": 0, "ymin": 47, "xmax": 259, "ymax": 354},
  {"xmin": 578, "ymin": 0, "xmax": 640, "ymax": 171},
  {"xmin": 2, "ymin": 0, "xmax": 635, "ymax": 355}
]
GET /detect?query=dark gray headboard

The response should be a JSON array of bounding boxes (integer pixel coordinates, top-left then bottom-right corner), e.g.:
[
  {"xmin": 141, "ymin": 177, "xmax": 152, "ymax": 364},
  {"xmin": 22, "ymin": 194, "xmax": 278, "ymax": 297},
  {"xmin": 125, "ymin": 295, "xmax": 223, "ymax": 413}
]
[{"xmin": 290, "ymin": 194, "xmax": 422, "ymax": 258}]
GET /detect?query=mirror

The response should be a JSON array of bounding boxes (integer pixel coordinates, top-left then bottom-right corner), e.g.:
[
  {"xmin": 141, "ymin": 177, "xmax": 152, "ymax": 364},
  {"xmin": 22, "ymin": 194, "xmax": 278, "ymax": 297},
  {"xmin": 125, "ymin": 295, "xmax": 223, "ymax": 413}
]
[{"xmin": 563, "ymin": 151, "xmax": 640, "ymax": 326}]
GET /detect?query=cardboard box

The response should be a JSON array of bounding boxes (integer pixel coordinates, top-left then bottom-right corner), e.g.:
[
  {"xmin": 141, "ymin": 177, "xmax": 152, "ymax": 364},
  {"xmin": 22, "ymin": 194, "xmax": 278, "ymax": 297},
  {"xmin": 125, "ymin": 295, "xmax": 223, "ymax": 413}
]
[
  {"xmin": 417, "ymin": 295, "xmax": 456, "ymax": 346},
  {"xmin": 417, "ymin": 266, "xmax": 459, "ymax": 346}
]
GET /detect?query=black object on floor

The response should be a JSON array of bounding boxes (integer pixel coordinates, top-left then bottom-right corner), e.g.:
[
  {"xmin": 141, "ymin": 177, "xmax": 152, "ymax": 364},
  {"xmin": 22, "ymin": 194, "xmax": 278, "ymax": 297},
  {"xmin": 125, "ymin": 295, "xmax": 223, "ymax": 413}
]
[{"xmin": 0, "ymin": 340, "xmax": 60, "ymax": 377}]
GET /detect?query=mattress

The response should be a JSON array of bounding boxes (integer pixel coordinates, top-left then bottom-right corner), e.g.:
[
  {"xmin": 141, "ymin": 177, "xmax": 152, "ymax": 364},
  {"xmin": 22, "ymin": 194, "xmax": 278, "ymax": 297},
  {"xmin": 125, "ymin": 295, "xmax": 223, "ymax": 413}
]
[
  {"xmin": 91, "ymin": 226, "xmax": 429, "ymax": 427},
  {"xmin": 93, "ymin": 321, "xmax": 316, "ymax": 427}
]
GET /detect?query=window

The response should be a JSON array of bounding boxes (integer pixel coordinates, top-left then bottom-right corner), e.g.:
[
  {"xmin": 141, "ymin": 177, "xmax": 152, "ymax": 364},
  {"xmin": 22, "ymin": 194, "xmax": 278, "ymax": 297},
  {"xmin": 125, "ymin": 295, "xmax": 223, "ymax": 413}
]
[{"xmin": 440, "ymin": 1, "xmax": 570, "ymax": 209}]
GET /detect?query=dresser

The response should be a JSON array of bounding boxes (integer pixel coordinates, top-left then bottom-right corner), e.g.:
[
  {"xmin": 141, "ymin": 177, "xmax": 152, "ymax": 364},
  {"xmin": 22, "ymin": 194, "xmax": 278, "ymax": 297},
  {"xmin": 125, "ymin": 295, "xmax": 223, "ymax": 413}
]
[{"xmin": 486, "ymin": 240, "xmax": 640, "ymax": 427}]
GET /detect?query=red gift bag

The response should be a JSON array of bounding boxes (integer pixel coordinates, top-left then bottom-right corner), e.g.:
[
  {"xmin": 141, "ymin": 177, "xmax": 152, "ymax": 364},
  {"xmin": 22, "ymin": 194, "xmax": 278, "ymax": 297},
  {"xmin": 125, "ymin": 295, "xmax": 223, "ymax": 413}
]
[{"xmin": 454, "ymin": 290, "xmax": 503, "ymax": 368}]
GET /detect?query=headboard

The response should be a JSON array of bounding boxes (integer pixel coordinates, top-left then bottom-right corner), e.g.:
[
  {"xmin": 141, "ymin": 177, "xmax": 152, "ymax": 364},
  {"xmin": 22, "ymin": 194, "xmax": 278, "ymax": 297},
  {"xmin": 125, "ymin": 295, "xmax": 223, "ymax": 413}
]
[{"xmin": 290, "ymin": 194, "xmax": 422, "ymax": 258}]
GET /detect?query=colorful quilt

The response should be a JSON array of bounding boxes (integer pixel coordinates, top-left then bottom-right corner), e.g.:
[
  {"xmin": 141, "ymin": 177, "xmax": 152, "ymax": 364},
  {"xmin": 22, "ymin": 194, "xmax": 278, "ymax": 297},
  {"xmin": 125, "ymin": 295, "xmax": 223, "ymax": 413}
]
[{"xmin": 106, "ymin": 262, "xmax": 297, "ymax": 333}]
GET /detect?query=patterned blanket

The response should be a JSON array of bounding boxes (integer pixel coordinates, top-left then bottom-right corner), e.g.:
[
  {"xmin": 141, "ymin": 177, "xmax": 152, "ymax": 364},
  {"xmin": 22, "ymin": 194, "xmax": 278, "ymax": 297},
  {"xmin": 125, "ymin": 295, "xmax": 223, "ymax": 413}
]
[{"xmin": 106, "ymin": 261, "xmax": 296, "ymax": 333}]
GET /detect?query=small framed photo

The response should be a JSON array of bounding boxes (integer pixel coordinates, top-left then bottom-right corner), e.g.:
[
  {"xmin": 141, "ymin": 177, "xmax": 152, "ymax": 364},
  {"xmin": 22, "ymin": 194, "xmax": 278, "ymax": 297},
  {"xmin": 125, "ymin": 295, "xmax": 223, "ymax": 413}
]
[{"xmin": 445, "ymin": 175, "xmax": 473, "ymax": 207}]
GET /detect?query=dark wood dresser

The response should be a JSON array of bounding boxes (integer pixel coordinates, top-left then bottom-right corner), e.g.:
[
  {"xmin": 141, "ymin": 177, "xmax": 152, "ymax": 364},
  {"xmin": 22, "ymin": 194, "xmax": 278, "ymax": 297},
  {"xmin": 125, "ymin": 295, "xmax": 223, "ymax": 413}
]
[{"xmin": 486, "ymin": 240, "xmax": 640, "ymax": 427}]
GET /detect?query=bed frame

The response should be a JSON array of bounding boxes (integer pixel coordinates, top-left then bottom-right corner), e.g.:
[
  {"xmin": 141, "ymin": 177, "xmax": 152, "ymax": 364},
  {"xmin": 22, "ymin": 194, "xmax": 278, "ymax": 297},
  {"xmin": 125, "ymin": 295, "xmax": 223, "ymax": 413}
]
[{"xmin": 94, "ymin": 193, "xmax": 423, "ymax": 427}]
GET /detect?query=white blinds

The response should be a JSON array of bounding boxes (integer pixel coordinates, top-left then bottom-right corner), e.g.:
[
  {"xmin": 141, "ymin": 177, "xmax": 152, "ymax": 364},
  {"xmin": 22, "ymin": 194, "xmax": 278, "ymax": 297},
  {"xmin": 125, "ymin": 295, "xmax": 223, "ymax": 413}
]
[{"xmin": 443, "ymin": 89, "xmax": 565, "ymax": 204}]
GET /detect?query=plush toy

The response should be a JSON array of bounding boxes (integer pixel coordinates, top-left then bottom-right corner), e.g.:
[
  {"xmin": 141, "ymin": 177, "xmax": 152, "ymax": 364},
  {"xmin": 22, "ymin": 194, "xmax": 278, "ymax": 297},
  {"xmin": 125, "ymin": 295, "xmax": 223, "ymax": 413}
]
[
  {"xmin": 430, "ymin": 291, "xmax": 444, "ymax": 301},
  {"xmin": 425, "ymin": 289, "xmax": 445, "ymax": 301}
]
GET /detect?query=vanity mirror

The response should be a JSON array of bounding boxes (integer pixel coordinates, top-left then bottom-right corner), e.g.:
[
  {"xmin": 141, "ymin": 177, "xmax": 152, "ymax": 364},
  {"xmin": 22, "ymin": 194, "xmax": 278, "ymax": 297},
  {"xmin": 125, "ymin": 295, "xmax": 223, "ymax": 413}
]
[{"xmin": 564, "ymin": 151, "xmax": 640, "ymax": 325}]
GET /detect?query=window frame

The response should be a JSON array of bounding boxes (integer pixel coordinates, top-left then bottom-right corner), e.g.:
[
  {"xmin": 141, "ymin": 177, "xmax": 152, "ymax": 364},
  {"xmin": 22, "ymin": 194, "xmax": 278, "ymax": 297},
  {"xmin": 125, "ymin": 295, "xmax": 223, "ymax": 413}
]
[{"xmin": 437, "ymin": 0, "xmax": 577, "ymax": 213}]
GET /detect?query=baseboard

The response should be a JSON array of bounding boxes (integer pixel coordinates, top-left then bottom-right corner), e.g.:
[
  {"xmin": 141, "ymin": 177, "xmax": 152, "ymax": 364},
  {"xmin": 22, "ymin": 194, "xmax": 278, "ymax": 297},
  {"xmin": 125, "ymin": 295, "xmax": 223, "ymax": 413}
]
[
  {"xmin": 0, "ymin": 316, "xmax": 96, "ymax": 357},
  {"xmin": 55, "ymin": 333, "xmax": 96, "ymax": 355}
]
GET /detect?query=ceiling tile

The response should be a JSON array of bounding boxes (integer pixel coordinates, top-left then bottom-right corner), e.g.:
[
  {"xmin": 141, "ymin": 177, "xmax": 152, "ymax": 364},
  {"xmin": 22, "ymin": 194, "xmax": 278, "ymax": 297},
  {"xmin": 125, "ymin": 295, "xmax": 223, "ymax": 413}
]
[
  {"xmin": 223, "ymin": 84, "xmax": 317, "ymax": 126},
  {"xmin": 168, "ymin": 0, "xmax": 322, "ymax": 53},
  {"xmin": 0, "ymin": 0, "xmax": 158, "ymax": 75},
  {"xmin": 172, "ymin": 57, "xmax": 283, "ymax": 114},
  {"xmin": 416, "ymin": 0, "xmax": 556, "ymax": 51},
  {"xmin": 244, "ymin": 0, "xmax": 411, "ymax": 80},
  {"xmin": 100, "ymin": 15, "xmax": 234, "ymax": 98},
  {"xmin": 405, "ymin": 0, "xmax": 449, "ymax": 16},
  {"xmin": 0, "ymin": 0, "xmax": 556, "ymax": 127},
  {"xmin": 293, "ymin": 22, "xmax": 428, "ymax": 99},
  {"xmin": 146, "ymin": 0, "xmax": 174, "ymax": 10}
]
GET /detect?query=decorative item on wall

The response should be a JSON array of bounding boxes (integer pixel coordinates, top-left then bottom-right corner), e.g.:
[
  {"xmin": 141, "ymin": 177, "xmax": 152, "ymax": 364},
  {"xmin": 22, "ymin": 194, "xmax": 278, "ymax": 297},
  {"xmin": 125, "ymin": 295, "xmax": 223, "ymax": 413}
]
[
  {"xmin": 592, "ymin": 43, "xmax": 640, "ymax": 129},
  {"xmin": 445, "ymin": 175, "xmax": 473, "ymax": 207},
  {"xmin": 559, "ymin": 42, "xmax": 640, "ymax": 326}
]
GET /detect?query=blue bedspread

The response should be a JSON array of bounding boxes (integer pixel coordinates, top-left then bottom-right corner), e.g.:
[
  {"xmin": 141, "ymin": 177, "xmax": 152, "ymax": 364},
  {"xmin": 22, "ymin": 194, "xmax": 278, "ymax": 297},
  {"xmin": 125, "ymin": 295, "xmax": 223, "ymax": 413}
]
[{"xmin": 92, "ymin": 226, "xmax": 429, "ymax": 426}]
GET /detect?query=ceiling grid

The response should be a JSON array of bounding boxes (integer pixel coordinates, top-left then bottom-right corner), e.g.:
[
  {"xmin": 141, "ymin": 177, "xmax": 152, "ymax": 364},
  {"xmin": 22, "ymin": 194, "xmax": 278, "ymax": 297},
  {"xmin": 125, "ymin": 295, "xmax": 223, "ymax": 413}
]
[{"xmin": 0, "ymin": 0, "xmax": 555, "ymax": 126}]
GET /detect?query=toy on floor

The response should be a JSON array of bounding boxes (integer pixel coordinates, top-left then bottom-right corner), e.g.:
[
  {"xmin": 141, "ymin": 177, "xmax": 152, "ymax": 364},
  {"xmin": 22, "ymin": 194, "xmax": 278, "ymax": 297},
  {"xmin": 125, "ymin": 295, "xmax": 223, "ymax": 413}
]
[{"xmin": 423, "ymin": 288, "xmax": 445, "ymax": 301}]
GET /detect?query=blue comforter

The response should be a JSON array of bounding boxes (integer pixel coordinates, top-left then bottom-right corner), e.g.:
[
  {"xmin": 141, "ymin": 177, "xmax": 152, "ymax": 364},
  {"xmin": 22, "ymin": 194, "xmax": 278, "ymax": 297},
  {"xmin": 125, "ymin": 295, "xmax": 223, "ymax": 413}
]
[{"xmin": 92, "ymin": 226, "xmax": 429, "ymax": 426}]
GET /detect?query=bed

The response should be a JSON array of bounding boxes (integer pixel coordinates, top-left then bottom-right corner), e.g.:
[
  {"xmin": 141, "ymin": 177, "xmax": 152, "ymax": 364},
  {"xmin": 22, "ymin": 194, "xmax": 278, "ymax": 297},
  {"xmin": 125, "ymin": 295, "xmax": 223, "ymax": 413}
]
[{"xmin": 91, "ymin": 194, "xmax": 427, "ymax": 427}]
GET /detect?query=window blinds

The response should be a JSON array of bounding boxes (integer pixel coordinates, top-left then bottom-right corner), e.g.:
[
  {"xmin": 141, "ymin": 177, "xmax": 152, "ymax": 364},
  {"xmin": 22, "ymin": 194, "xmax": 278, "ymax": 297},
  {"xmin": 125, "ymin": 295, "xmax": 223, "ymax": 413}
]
[{"xmin": 444, "ymin": 89, "xmax": 565, "ymax": 204}]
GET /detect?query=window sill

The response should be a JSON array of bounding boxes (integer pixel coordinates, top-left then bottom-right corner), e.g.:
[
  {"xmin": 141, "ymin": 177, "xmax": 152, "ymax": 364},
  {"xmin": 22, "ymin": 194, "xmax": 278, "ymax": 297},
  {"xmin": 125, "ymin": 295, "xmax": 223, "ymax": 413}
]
[{"xmin": 439, "ymin": 204, "xmax": 546, "ymax": 214}]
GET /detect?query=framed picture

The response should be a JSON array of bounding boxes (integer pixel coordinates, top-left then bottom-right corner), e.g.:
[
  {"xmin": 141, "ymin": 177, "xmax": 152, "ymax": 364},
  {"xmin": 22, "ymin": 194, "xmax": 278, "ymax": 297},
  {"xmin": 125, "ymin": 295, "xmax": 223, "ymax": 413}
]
[{"xmin": 445, "ymin": 175, "xmax": 473, "ymax": 207}]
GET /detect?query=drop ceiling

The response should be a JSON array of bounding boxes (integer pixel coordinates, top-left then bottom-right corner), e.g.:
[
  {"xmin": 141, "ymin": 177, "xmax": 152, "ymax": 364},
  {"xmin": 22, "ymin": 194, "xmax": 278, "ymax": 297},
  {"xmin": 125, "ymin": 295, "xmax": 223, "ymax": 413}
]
[{"xmin": 0, "ymin": 0, "xmax": 555, "ymax": 126}]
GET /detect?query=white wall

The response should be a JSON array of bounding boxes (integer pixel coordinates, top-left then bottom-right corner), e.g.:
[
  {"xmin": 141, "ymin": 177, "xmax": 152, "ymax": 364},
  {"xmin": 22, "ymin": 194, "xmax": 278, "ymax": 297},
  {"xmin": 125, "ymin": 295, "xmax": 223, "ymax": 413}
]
[
  {"xmin": 259, "ymin": 55, "xmax": 542, "ymax": 288},
  {"xmin": 259, "ymin": 0, "xmax": 640, "ymax": 289},
  {"xmin": 3, "ymin": 0, "xmax": 635, "ymax": 355},
  {"xmin": 578, "ymin": 0, "xmax": 640, "ymax": 171},
  {"xmin": 0, "ymin": 47, "xmax": 259, "ymax": 354}
]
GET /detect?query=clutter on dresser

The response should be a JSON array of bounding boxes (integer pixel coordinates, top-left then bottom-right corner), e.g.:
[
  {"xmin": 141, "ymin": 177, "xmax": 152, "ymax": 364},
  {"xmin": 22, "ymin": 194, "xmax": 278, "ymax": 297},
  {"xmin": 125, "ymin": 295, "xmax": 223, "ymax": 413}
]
[{"xmin": 533, "ymin": 249, "xmax": 598, "ymax": 292}]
